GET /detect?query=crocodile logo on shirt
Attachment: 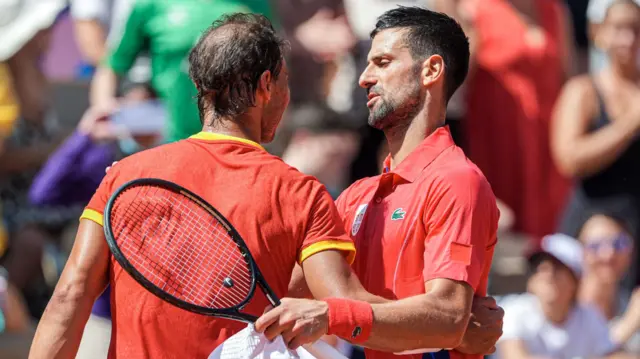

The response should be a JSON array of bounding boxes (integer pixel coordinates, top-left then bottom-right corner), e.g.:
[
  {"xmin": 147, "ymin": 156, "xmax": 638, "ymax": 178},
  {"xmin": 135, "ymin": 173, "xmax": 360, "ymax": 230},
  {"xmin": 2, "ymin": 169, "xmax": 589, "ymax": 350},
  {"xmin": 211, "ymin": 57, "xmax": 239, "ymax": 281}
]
[{"xmin": 391, "ymin": 208, "xmax": 406, "ymax": 221}]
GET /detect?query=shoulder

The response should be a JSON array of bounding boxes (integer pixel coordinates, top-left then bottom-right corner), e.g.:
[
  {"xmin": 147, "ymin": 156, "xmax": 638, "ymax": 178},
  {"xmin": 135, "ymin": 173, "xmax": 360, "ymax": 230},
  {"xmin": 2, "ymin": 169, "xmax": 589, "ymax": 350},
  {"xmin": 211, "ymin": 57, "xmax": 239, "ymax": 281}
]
[
  {"xmin": 428, "ymin": 156, "xmax": 497, "ymax": 207},
  {"xmin": 560, "ymin": 75, "xmax": 598, "ymax": 102},
  {"xmin": 336, "ymin": 176, "xmax": 379, "ymax": 210}
]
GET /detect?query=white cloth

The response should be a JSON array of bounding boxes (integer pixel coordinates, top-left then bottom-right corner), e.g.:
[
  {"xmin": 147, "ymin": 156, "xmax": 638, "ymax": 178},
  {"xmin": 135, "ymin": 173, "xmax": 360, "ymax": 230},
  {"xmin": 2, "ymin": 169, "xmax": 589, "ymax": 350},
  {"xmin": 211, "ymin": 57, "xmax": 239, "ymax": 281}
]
[
  {"xmin": 209, "ymin": 324, "xmax": 347, "ymax": 359},
  {"xmin": 498, "ymin": 293, "xmax": 617, "ymax": 359},
  {"xmin": 343, "ymin": 0, "xmax": 424, "ymax": 40},
  {"xmin": 0, "ymin": 0, "xmax": 67, "ymax": 61}
]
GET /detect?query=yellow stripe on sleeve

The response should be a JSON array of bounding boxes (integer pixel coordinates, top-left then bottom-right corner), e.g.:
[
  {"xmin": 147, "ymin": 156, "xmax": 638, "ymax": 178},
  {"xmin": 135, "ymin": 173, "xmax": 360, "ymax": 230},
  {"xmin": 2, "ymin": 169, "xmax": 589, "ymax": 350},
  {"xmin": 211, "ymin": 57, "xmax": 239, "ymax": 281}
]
[
  {"xmin": 299, "ymin": 240, "xmax": 356, "ymax": 265},
  {"xmin": 80, "ymin": 209, "xmax": 104, "ymax": 226}
]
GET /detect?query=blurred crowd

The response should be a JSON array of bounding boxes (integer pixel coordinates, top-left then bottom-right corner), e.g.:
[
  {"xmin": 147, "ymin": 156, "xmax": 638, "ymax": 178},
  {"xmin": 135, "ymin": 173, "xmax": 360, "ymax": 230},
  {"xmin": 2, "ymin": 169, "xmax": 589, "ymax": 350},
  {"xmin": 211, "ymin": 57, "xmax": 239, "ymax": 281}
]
[{"xmin": 0, "ymin": 0, "xmax": 640, "ymax": 358}]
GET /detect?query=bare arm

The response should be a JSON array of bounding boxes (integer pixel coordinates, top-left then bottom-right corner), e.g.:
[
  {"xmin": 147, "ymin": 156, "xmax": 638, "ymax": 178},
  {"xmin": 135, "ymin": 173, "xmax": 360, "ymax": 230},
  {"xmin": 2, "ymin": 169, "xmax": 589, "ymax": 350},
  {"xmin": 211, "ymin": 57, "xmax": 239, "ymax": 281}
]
[
  {"xmin": 90, "ymin": 66, "xmax": 119, "ymax": 108},
  {"xmin": 551, "ymin": 76, "xmax": 640, "ymax": 178},
  {"xmin": 29, "ymin": 220, "xmax": 110, "ymax": 359},
  {"xmin": 73, "ymin": 20, "xmax": 107, "ymax": 66},
  {"xmin": 265, "ymin": 250, "xmax": 472, "ymax": 352}
]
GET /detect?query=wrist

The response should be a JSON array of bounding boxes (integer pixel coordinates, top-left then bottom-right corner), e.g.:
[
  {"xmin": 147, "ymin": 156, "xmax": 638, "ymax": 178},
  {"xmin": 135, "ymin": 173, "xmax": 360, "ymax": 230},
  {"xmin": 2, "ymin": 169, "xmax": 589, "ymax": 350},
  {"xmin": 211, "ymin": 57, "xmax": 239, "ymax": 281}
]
[{"xmin": 324, "ymin": 297, "xmax": 373, "ymax": 344}]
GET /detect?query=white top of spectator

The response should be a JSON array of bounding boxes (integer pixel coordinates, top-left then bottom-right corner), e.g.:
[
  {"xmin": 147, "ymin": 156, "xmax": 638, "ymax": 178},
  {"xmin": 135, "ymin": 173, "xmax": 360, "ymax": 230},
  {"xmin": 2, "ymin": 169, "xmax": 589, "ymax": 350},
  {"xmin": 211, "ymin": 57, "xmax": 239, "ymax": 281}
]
[
  {"xmin": 498, "ymin": 293, "xmax": 617, "ymax": 359},
  {"xmin": 343, "ymin": 0, "xmax": 425, "ymax": 40}
]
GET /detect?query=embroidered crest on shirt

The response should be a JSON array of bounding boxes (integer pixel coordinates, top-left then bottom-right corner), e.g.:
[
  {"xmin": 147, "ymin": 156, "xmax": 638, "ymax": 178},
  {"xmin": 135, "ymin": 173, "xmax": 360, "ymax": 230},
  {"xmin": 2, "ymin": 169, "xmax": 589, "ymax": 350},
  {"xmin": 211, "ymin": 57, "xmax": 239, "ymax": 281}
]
[
  {"xmin": 391, "ymin": 208, "xmax": 406, "ymax": 221},
  {"xmin": 351, "ymin": 204, "xmax": 368, "ymax": 236}
]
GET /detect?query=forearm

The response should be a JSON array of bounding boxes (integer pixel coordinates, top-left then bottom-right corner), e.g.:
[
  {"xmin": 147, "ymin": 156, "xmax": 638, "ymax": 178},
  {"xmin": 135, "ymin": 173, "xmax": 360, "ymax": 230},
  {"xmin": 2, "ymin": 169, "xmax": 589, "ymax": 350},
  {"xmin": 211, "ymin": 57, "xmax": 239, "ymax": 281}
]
[
  {"xmin": 610, "ymin": 315, "xmax": 639, "ymax": 347},
  {"xmin": 29, "ymin": 281, "xmax": 95, "ymax": 359},
  {"xmin": 90, "ymin": 66, "xmax": 118, "ymax": 107},
  {"xmin": 558, "ymin": 120, "xmax": 639, "ymax": 178},
  {"xmin": 364, "ymin": 294, "xmax": 470, "ymax": 352},
  {"xmin": 73, "ymin": 20, "xmax": 107, "ymax": 66}
]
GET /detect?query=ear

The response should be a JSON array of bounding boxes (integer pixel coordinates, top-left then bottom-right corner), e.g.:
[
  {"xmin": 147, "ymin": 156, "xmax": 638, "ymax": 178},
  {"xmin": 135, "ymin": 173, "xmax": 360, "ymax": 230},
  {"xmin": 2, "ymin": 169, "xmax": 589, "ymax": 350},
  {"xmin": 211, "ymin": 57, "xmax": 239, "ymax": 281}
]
[
  {"xmin": 258, "ymin": 70, "xmax": 273, "ymax": 102},
  {"xmin": 420, "ymin": 55, "xmax": 445, "ymax": 89}
]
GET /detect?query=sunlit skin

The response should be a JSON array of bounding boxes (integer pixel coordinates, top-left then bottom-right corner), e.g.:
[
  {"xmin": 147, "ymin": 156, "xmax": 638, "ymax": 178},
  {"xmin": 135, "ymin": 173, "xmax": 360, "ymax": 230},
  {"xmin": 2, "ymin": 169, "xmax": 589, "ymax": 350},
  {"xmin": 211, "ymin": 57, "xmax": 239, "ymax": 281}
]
[
  {"xmin": 360, "ymin": 29, "xmax": 425, "ymax": 130},
  {"xmin": 259, "ymin": 60, "xmax": 291, "ymax": 143},
  {"xmin": 359, "ymin": 28, "xmax": 447, "ymax": 169}
]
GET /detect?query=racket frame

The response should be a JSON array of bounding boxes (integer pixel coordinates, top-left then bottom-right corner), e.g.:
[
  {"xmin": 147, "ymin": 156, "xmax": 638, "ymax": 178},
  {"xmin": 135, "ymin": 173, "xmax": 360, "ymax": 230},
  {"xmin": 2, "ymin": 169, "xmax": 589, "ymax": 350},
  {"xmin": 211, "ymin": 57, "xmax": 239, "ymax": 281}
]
[{"xmin": 103, "ymin": 178, "xmax": 280, "ymax": 323}]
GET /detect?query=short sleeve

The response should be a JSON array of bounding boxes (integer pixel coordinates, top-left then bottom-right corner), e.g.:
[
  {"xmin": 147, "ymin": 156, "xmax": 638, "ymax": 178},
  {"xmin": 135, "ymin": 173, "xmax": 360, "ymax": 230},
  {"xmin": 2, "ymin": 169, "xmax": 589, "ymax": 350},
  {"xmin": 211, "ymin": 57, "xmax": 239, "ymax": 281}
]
[
  {"xmin": 79, "ymin": 164, "xmax": 121, "ymax": 226},
  {"xmin": 104, "ymin": 0, "xmax": 149, "ymax": 74},
  {"xmin": 69, "ymin": 0, "xmax": 109, "ymax": 21},
  {"xmin": 422, "ymin": 170, "xmax": 499, "ymax": 290},
  {"xmin": 298, "ymin": 184, "xmax": 355, "ymax": 265}
]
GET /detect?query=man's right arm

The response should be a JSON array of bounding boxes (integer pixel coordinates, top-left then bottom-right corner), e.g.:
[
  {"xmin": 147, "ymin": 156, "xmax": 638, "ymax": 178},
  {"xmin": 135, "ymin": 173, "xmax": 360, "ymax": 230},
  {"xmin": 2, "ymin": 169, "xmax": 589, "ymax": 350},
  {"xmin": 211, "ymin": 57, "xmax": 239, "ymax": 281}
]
[{"xmin": 90, "ymin": 0, "xmax": 148, "ymax": 107}]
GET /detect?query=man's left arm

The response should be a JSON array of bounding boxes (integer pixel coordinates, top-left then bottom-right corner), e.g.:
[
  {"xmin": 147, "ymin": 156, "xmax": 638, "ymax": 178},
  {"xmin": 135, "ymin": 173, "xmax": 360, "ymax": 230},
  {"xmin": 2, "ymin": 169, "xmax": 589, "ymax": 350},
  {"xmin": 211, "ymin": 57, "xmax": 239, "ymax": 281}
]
[{"xmin": 421, "ymin": 170, "xmax": 501, "ymax": 354}]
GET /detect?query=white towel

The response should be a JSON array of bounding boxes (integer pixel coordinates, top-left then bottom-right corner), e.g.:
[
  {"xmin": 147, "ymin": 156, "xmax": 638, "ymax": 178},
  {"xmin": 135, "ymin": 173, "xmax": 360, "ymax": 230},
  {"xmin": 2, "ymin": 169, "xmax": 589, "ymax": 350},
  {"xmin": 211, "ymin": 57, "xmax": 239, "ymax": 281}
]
[{"xmin": 208, "ymin": 324, "xmax": 346, "ymax": 359}]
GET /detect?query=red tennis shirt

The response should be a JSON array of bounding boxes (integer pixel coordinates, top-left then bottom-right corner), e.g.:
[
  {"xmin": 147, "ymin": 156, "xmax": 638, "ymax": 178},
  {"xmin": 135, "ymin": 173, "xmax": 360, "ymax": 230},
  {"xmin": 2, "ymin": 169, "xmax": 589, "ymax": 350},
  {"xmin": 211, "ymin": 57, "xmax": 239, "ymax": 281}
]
[
  {"xmin": 80, "ymin": 132, "xmax": 356, "ymax": 359},
  {"xmin": 336, "ymin": 126, "xmax": 499, "ymax": 359}
]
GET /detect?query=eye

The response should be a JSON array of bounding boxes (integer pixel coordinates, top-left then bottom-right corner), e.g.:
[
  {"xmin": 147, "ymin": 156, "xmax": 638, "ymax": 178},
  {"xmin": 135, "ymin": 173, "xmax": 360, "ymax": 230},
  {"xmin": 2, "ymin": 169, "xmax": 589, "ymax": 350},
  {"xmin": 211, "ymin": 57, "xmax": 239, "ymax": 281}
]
[{"xmin": 376, "ymin": 59, "xmax": 390, "ymax": 67}]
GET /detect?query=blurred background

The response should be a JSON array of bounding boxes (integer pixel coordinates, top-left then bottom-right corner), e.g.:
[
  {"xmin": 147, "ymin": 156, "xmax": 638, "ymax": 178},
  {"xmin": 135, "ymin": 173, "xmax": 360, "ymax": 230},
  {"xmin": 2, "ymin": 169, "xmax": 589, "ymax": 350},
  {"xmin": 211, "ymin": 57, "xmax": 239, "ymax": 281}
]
[{"xmin": 1, "ymin": 0, "xmax": 640, "ymax": 358}]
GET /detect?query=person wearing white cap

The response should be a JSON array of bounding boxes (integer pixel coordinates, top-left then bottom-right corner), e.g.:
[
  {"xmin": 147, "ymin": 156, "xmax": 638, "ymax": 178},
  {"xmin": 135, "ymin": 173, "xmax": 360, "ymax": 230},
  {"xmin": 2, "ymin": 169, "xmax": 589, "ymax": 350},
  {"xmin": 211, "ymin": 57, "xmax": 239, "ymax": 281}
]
[{"xmin": 497, "ymin": 233, "xmax": 632, "ymax": 359}]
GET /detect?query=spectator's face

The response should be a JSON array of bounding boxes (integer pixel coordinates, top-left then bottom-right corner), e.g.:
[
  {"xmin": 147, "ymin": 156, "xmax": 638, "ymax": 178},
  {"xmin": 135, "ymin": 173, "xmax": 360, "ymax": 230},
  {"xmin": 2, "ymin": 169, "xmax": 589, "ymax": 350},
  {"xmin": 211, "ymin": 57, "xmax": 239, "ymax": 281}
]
[
  {"xmin": 528, "ymin": 257, "xmax": 578, "ymax": 309},
  {"xmin": 579, "ymin": 215, "xmax": 633, "ymax": 282},
  {"xmin": 359, "ymin": 29, "xmax": 423, "ymax": 130},
  {"xmin": 261, "ymin": 60, "xmax": 290, "ymax": 143},
  {"xmin": 600, "ymin": 2, "xmax": 640, "ymax": 65}
]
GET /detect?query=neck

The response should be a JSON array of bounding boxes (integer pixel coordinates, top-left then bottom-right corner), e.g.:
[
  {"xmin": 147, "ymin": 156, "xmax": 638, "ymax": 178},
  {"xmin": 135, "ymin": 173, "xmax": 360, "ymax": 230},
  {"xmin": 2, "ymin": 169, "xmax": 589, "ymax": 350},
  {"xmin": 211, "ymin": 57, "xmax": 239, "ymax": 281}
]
[
  {"xmin": 383, "ymin": 106, "xmax": 444, "ymax": 171},
  {"xmin": 579, "ymin": 275, "xmax": 618, "ymax": 319},
  {"xmin": 201, "ymin": 113, "xmax": 261, "ymax": 143},
  {"xmin": 610, "ymin": 62, "xmax": 640, "ymax": 81},
  {"xmin": 540, "ymin": 300, "xmax": 572, "ymax": 325}
]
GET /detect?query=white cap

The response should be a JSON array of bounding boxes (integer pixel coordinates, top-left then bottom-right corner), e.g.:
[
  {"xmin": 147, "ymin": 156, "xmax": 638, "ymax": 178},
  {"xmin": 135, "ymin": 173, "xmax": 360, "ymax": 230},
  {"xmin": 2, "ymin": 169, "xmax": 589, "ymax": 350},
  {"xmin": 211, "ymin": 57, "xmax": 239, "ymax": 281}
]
[
  {"xmin": 531, "ymin": 233, "xmax": 583, "ymax": 278},
  {"xmin": 0, "ymin": 0, "xmax": 67, "ymax": 61}
]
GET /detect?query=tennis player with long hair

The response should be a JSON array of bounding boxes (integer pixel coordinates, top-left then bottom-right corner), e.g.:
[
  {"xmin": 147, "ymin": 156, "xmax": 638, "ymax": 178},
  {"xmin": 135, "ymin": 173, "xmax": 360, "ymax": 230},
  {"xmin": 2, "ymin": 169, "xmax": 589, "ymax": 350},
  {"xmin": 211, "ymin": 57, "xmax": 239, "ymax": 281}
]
[{"xmin": 29, "ymin": 13, "xmax": 502, "ymax": 359}]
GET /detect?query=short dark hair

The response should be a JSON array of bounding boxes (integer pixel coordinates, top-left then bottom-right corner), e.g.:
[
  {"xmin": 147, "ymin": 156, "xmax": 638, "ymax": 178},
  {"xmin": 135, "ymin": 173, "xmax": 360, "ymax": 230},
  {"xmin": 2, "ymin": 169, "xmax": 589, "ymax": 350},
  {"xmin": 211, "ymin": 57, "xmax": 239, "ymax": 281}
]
[
  {"xmin": 371, "ymin": 6, "xmax": 469, "ymax": 102},
  {"xmin": 188, "ymin": 13, "xmax": 288, "ymax": 123}
]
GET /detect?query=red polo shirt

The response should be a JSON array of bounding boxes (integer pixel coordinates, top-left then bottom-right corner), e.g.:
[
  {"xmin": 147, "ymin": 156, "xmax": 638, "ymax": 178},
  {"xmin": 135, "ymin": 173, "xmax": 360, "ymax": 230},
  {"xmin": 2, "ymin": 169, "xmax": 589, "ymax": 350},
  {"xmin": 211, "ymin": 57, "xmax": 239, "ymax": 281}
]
[{"xmin": 336, "ymin": 126, "xmax": 499, "ymax": 359}]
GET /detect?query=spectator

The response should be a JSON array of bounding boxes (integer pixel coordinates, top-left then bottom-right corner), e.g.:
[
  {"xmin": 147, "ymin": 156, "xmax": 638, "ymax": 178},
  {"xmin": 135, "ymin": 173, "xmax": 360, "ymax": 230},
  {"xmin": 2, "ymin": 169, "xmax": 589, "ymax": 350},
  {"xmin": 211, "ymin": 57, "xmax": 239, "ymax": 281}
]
[
  {"xmin": 90, "ymin": 0, "xmax": 275, "ymax": 143},
  {"xmin": 442, "ymin": 0, "xmax": 575, "ymax": 239},
  {"xmin": 551, "ymin": 0, "xmax": 640, "ymax": 287},
  {"xmin": 0, "ymin": 0, "xmax": 73, "ymax": 318},
  {"xmin": 280, "ymin": 104, "xmax": 360, "ymax": 199},
  {"xmin": 587, "ymin": 0, "xmax": 640, "ymax": 73},
  {"xmin": 578, "ymin": 214, "xmax": 640, "ymax": 354},
  {"xmin": 498, "ymin": 234, "xmax": 623, "ymax": 358}
]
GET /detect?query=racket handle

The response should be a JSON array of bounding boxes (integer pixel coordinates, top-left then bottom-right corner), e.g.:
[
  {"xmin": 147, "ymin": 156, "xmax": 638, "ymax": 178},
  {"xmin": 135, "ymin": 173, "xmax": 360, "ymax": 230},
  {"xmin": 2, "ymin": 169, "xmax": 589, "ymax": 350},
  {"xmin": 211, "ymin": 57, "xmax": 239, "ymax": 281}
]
[{"xmin": 302, "ymin": 340, "xmax": 349, "ymax": 359}]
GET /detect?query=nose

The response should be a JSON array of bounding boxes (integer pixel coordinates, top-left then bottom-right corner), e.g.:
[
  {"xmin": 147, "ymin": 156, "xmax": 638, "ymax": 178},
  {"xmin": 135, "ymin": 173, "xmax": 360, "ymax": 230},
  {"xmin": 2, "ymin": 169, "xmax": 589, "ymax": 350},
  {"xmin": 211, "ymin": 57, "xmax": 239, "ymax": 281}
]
[{"xmin": 359, "ymin": 65, "xmax": 376, "ymax": 90}]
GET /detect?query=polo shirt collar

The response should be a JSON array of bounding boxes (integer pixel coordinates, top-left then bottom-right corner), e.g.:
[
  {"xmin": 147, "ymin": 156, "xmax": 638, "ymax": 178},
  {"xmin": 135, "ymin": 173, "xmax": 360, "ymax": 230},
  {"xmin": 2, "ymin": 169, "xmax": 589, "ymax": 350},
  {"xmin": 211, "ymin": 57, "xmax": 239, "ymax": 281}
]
[
  {"xmin": 382, "ymin": 125, "xmax": 454, "ymax": 182},
  {"xmin": 190, "ymin": 132, "xmax": 264, "ymax": 150}
]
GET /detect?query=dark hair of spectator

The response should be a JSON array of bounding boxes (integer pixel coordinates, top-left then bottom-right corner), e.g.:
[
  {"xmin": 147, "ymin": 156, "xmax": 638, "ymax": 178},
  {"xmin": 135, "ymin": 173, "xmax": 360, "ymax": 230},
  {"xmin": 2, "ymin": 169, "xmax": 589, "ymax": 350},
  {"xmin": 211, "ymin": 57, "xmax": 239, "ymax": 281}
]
[
  {"xmin": 188, "ymin": 13, "xmax": 288, "ymax": 124},
  {"xmin": 370, "ymin": 6, "xmax": 470, "ymax": 103}
]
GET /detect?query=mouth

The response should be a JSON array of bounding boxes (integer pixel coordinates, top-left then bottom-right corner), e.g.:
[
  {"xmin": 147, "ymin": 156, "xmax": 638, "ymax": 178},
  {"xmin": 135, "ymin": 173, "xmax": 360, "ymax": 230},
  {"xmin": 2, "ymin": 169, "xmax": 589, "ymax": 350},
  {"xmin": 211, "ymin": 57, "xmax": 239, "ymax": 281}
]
[{"xmin": 367, "ymin": 94, "xmax": 380, "ymax": 108}]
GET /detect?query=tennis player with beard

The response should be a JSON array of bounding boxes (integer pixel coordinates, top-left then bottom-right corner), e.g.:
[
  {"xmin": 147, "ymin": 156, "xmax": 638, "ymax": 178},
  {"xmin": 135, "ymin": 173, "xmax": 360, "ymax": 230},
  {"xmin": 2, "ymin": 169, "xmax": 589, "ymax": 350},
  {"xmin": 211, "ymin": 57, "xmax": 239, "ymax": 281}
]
[{"xmin": 257, "ymin": 7, "xmax": 501, "ymax": 359}]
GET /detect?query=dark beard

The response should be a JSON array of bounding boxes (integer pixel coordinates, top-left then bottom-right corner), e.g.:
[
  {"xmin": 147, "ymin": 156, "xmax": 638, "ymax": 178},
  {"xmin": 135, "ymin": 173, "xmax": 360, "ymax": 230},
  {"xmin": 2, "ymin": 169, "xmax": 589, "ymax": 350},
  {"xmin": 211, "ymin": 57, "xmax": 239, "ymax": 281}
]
[{"xmin": 367, "ymin": 92, "xmax": 423, "ymax": 130}]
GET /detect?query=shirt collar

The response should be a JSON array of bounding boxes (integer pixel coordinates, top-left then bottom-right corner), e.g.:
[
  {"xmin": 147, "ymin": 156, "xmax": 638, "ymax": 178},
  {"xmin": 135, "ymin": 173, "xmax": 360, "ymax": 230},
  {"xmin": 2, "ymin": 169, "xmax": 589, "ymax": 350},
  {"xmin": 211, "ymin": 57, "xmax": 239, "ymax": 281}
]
[
  {"xmin": 382, "ymin": 126, "xmax": 455, "ymax": 182},
  {"xmin": 189, "ymin": 132, "xmax": 264, "ymax": 150}
]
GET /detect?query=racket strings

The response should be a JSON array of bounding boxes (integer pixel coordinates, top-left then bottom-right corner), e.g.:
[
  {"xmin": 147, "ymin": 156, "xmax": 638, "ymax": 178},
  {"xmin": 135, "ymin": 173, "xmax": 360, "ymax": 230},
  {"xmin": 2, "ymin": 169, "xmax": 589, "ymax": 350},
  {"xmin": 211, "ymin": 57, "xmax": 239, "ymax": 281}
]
[{"xmin": 109, "ymin": 185, "xmax": 253, "ymax": 309}]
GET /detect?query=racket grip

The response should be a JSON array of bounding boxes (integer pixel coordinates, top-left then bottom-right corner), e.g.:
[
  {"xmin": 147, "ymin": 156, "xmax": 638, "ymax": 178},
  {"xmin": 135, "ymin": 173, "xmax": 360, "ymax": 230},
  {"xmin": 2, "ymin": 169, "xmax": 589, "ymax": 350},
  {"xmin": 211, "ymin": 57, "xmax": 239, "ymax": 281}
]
[{"xmin": 302, "ymin": 340, "xmax": 349, "ymax": 359}]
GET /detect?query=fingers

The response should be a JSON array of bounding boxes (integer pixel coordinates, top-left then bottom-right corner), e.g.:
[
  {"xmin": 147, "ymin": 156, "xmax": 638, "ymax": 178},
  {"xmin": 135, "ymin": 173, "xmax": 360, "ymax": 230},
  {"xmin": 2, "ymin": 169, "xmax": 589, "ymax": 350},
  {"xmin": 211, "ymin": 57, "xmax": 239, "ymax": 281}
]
[
  {"xmin": 255, "ymin": 306, "xmax": 282, "ymax": 334},
  {"xmin": 474, "ymin": 295, "xmax": 498, "ymax": 309}
]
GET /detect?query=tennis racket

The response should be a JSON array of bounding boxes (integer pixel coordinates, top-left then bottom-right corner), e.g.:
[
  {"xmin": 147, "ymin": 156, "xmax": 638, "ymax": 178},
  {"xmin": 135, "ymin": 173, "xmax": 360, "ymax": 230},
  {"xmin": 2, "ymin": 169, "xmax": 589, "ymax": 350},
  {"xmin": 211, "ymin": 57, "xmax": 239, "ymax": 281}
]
[{"xmin": 103, "ymin": 178, "xmax": 347, "ymax": 359}]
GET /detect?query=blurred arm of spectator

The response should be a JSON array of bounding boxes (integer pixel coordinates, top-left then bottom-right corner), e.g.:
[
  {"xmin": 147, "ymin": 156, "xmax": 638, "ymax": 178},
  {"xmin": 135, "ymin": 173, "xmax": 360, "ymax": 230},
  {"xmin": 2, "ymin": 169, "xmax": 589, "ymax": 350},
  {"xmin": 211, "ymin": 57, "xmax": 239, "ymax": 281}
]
[
  {"xmin": 70, "ymin": 0, "xmax": 109, "ymax": 66},
  {"xmin": 90, "ymin": 0, "xmax": 147, "ymax": 109},
  {"xmin": 551, "ymin": 77, "xmax": 640, "ymax": 178},
  {"xmin": 28, "ymin": 107, "xmax": 118, "ymax": 206},
  {"xmin": 611, "ymin": 288, "xmax": 640, "ymax": 348},
  {"xmin": 0, "ymin": 135, "xmax": 67, "ymax": 175},
  {"xmin": 292, "ymin": 6, "xmax": 356, "ymax": 62}
]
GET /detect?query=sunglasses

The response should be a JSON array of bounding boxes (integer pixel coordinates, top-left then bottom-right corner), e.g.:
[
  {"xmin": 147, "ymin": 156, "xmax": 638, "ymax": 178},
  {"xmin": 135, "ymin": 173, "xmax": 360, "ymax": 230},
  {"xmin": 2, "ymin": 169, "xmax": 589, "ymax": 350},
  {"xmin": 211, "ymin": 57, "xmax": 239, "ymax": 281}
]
[{"xmin": 583, "ymin": 234, "xmax": 633, "ymax": 253}]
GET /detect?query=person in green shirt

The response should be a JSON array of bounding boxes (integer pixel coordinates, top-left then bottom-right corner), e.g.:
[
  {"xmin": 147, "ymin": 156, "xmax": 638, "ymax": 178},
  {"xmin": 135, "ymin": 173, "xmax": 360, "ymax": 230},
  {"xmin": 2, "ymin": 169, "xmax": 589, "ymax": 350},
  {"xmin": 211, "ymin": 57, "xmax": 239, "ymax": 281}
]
[{"xmin": 89, "ymin": 0, "xmax": 275, "ymax": 142}]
